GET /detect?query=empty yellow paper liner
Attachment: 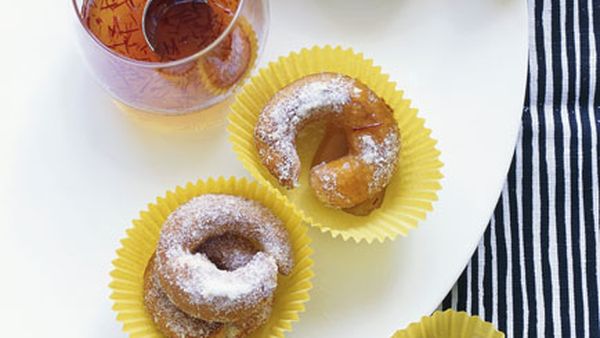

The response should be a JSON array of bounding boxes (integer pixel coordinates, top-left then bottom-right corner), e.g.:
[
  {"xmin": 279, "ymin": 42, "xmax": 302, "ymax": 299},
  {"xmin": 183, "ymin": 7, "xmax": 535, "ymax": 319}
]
[
  {"xmin": 109, "ymin": 177, "xmax": 314, "ymax": 338},
  {"xmin": 392, "ymin": 310, "xmax": 504, "ymax": 338},
  {"xmin": 228, "ymin": 45, "xmax": 443, "ymax": 243}
]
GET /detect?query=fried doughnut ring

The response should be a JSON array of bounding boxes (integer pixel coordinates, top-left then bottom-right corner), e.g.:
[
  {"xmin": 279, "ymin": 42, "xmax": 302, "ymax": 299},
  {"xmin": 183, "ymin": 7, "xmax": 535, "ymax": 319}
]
[
  {"xmin": 156, "ymin": 194, "xmax": 293, "ymax": 322},
  {"xmin": 199, "ymin": 233, "xmax": 259, "ymax": 272},
  {"xmin": 312, "ymin": 122, "xmax": 387, "ymax": 216},
  {"xmin": 254, "ymin": 72, "xmax": 401, "ymax": 209},
  {"xmin": 144, "ymin": 252, "xmax": 272, "ymax": 338}
]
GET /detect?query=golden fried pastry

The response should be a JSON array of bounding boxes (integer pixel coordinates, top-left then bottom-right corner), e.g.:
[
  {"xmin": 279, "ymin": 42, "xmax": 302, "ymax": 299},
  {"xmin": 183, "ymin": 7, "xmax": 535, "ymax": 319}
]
[
  {"xmin": 199, "ymin": 233, "xmax": 259, "ymax": 271},
  {"xmin": 254, "ymin": 72, "xmax": 401, "ymax": 209},
  {"xmin": 144, "ymin": 251, "xmax": 272, "ymax": 338},
  {"xmin": 312, "ymin": 122, "xmax": 387, "ymax": 216},
  {"xmin": 144, "ymin": 255, "xmax": 224, "ymax": 338},
  {"xmin": 224, "ymin": 304, "xmax": 272, "ymax": 338},
  {"xmin": 156, "ymin": 194, "xmax": 293, "ymax": 322}
]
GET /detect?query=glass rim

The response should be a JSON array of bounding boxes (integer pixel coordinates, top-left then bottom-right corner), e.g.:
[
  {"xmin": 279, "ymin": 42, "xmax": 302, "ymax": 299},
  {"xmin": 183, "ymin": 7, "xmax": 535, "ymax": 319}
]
[{"xmin": 71, "ymin": 0, "xmax": 246, "ymax": 69}]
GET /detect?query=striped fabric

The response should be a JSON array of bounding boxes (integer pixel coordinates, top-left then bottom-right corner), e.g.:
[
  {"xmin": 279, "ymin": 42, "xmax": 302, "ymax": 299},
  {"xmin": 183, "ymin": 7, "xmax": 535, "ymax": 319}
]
[{"xmin": 440, "ymin": 0, "xmax": 600, "ymax": 337}]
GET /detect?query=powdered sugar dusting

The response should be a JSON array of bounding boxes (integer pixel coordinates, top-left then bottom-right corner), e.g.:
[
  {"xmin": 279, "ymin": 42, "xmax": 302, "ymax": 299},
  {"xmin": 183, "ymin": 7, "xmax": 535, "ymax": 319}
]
[
  {"xmin": 224, "ymin": 303, "xmax": 272, "ymax": 337},
  {"xmin": 358, "ymin": 132, "xmax": 400, "ymax": 193},
  {"xmin": 254, "ymin": 72, "xmax": 400, "ymax": 210},
  {"xmin": 255, "ymin": 73, "xmax": 355, "ymax": 187},
  {"xmin": 199, "ymin": 233, "xmax": 258, "ymax": 271},
  {"xmin": 175, "ymin": 251, "xmax": 277, "ymax": 301},
  {"xmin": 144, "ymin": 256, "xmax": 224, "ymax": 338},
  {"xmin": 311, "ymin": 163, "xmax": 351, "ymax": 205},
  {"xmin": 144, "ymin": 250, "xmax": 272, "ymax": 338},
  {"xmin": 156, "ymin": 194, "xmax": 293, "ymax": 320}
]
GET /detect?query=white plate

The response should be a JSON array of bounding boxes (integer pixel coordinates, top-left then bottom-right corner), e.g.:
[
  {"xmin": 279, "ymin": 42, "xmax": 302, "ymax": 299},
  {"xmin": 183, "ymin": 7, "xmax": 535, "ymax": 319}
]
[{"xmin": 0, "ymin": 0, "xmax": 527, "ymax": 337}]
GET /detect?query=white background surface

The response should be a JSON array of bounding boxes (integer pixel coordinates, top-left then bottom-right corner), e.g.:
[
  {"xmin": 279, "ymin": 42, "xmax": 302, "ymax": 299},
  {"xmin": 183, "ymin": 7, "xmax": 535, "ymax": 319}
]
[{"xmin": 0, "ymin": 0, "xmax": 527, "ymax": 337}]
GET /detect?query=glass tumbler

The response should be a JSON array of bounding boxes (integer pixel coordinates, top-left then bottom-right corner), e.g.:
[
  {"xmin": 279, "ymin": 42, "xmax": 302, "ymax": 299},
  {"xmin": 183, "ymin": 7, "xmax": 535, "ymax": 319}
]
[{"xmin": 72, "ymin": 0, "xmax": 269, "ymax": 114}]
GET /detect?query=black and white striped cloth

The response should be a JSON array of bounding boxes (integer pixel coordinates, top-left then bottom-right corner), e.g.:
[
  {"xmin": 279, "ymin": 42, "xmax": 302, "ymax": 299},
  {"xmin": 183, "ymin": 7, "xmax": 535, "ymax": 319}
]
[{"xmin": 441, "ymin": 0, "xmax": 600, "ymax": 337}]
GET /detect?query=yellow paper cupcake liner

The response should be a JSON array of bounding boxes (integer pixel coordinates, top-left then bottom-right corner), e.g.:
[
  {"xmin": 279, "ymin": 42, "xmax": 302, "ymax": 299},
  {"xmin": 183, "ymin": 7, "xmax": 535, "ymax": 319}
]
[
  {"xmin": 227, "ymin": 45, "xmax": 443, "ymax": 243},
  {"xmin": 109, "ymin": 177, "xmax": 314, "ymax": 338},
  {"xmin": 198, "ymin": 17, "xmax": 258, "ymax": 96},
  {"xmin": 392, "ymin": 310, "xmax": 505, "ymax": 338}
]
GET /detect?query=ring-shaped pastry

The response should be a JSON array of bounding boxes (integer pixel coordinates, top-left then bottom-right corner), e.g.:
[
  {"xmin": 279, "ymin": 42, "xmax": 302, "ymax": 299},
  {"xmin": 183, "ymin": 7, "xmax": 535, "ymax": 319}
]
[
  {"xmin": 254, "ymin": 72, "xmax": 401, "ymax": 209},
  {"xmin": 144, "ymin": 252, "xmax": 272, "ymax": 338},
  {"xmin": 156, "ymin": 194, "xmax": 293, "ymax": 322}
]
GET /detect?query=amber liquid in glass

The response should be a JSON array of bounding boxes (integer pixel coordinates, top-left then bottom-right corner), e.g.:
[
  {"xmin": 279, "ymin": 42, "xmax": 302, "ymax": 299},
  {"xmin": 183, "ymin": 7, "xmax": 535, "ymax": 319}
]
[
  {"xmin": 79, "ymin": 0, "xmax": 255, "ymax": 114},
  {"xmin": 82, "ymin": 0, "xmax": 238, "ymax": 62}
]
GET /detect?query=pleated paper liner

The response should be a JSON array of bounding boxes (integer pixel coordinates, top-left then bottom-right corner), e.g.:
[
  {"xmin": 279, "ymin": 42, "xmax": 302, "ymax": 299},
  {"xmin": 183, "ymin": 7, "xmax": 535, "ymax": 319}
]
[
  {"xmin": 109, "ymin": 177, "xmax": 315, "ymax": 338},
  {"xmin": 392, "ymin": 310, "xmax": 505, "ymax": 338},
  {"xmin": 227, "ymin": 45, "xmax": 443, "ymax": 243}
]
